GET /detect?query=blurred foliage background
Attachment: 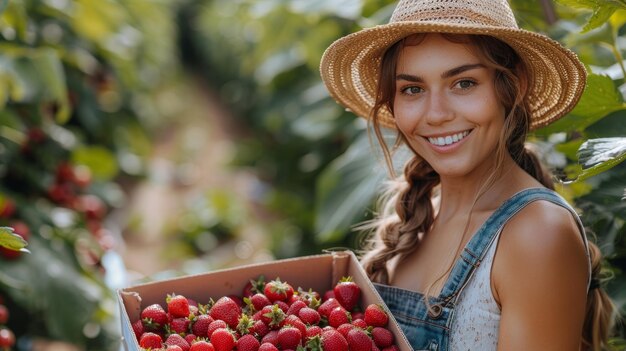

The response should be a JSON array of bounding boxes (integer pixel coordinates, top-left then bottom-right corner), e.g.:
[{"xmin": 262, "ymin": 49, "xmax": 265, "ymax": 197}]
[{"xmin": 0, "ymin": 0, "xmax": 625, "ymax": 350}]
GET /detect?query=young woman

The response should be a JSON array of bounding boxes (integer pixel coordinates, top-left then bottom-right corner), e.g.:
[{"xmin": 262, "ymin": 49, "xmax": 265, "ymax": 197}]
[{"xmin": 320, "ymin": 0, "xmax": 616, "ymax": 350}]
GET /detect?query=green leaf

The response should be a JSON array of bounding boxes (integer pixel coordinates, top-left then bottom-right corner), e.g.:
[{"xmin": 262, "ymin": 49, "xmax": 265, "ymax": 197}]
[
  {"xmin": 0, "ymin": 226, "xmax": 29, "ymax": 252},
  {"xmin": 535, "ymin": 73, "xmax": 625, "ymax": 135},
  {"xmin": 31, "ymin": 49, "xmax": 71, "ymax": 123},
  {"xmin": 556, "ymin": 0, "xmax": 626, "ymax": 32},
  {"xmin": 570, "ymin": 137, "xmax": 626, "ymax": 182},
  {"xmin": 71, "ymin": 146, "xmax": 119, "ymax": 181}
]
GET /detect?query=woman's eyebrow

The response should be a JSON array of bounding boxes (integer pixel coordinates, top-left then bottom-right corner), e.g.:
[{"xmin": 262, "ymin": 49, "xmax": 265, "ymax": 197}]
[{"xmin": 396, "ymin": 63, "xmax": 486, "ymax": 82}]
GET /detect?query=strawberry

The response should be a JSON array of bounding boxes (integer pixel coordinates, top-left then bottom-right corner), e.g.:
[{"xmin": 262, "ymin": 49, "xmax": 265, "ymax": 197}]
[
  {"xmin": 142, "ymin": 304, "xmax": 169, "ymax": 331},
  {"xmin": 264, "ymin": 278, "xmax": 294, "ymax": 302},
  {"xmin": 139, "ymin": 332, "xmax": 163, "ymax": 349},
  {"xmin": 249, "ymin": 293, "xmax": 271, "ymax": 312},
  {"xmin": 308, "ymin": 329, "xmax": 348, "ymax": 351},
  {"xmin": 228, "ymin": 295, "xmax": 244, "ymax": 308},
  {"xmin": 337, "ymin": 323, "xmax": 354, "ymax": 338},
  {"xmin": 371, "ymin": 327, "xmax": 394, "ymax": 348},
  {"xmin": 210, "ymin": 297, "xmax": 242, "ymax": 329},
  {"xmin": 328, "ymin": 307, "xmax": 351, "ymax": 328},
  {"xmin": 381, "ymin": 345, "xmax": 399, "ymax": 351},
  {"xmin": 169, "ymin": 317, "xmax": 191, "ymax": 335},
  {"xmin": 132, "ymin": 319, "xmax": 144, "ymax": 340},
  {"xmin": 168, "ymin": 294, "xmax": 191, "ymax": 318},
  {"xmin": 261, "ymin": 330, "xmax": 279, "ymax": 346},
  {"xmin": 298, "ymin": 307, "xmax": 320, "ymax": 325},
  {"xmin": 351, "ymin": 311, "xmax": 364, "ymax": 321},
  {"xmin": 333, "ymin": 277, "xmax": 361, "ymax": 311},
  {"xmin": 352, "ymin": 319, "xmax": 367, "ymax": 329},
  {"xmin": 252, "ymin": 319, "xmax": 269, "ymax": 337},
  {"xmin": 165, "ymin": 333, "xmax": 191, "ymax": 351},
  {"xmin": 276, "ymin": 301, "xmax": 289, "ymax": 313},
  {"xmin": 243, "ymin": 275, "xmax": 267, "ymax": 297},
  {"xmin": 305, "ymin": 325, "xmax": 322, "ymax": 340},
  {"xmin": 258, "ymin": 342, "xmax": 279, "ymax": 351},
  {"xmin": 260, "ymin": 304, "xmax": 286, "ymax": 329},
  {"xmin": 190, "ymin": 340, "xmax": 215, "ymax": 351},
  {"xmin": 347, "ymin": 328, "xmax": 372, "ymax": 351},
  {"xmin": 237, "ymin": 333, "xmax": 261, "ymax": 351},
  {"xmin": 323, "ymin": 290, "xmax": 335, "ymax": 301},
  {"xmin": 207, "ymin": 320, "xmax": 228, "ymax": 338},
  {"xmin": 210, "ymin": 328, "xmax": 236, "ymax": 351},
  {"xmin": 364, "ymin": 305, "xmax": 388, "ymax": 327},
  {"xmin": 277, "ymin": 326, "xmax": 302, "ymax": 350},
  {"xmin": 287, "ymin": 300, "xmax": 307, "ymax": 316},
  {"xmin": 236, "ymin": 313, "xmax": 256, "ymax": 336},
  {"xmin": 282, "ymin": 315, "xmax": 306, "ymax": 342},
  {"xmin": 371, "ymin": 340, "xmax": 380, "ymax": 351},
  {"xmin": 192, "ymin": 314, "xmax": 214, "ymax": 337},
  {"xmin": 167, "ymin": 345, "xmax": 184, "ymax": 351},
  {"xmin": 317, "ymin": 298, "xmax": 341, "ymax": 319},
  {"xmin": 185, "ymin": 334, "xmax": 198, "ymax": 345}
]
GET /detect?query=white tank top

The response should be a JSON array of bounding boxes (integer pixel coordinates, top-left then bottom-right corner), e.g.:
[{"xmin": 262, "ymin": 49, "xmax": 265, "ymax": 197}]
[{"xmin": 449, "ymin": 230, "xmax": 502, "ymax": 350}]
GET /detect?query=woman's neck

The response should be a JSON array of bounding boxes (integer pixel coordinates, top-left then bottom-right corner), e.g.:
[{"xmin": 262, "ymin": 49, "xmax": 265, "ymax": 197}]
[{"xmin": 436, "ymin": 154, "xmax": 526, "ymax": 222}]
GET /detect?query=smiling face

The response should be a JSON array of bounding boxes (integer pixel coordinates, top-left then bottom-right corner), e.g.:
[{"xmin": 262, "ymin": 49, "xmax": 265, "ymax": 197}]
[{"xmin": 392, "ymin": 33, "xmax": 507, "ymax": 180}]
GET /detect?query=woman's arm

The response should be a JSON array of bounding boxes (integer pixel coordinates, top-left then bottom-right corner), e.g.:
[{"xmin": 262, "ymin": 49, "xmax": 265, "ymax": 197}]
[{"xmin": 493, "ymin": 201, "xmax": 589, "ymax": 350}]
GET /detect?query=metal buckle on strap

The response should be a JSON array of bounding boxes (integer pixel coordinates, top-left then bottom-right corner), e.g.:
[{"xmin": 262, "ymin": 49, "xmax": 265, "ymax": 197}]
[{"xmin": 427, "ymin": 303, "xmax": 443, "ymax": 319}]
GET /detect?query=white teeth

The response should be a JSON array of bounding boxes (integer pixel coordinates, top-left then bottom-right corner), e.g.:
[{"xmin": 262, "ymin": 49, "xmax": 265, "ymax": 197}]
[{"xmin": 428, "ymin": 130, "xmax": 470, "ymax": 146}]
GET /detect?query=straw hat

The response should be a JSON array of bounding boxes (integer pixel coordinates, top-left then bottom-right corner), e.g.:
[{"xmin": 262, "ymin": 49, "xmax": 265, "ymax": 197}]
[{"xmin": 320, "ymin": 0, "xmax": 587, "ymax": 130}]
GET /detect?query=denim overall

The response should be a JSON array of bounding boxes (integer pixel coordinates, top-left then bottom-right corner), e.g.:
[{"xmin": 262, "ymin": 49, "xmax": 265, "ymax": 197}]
[{"xmin": 374, "ymin": 187, "xmax": 589, "ymax": 351}]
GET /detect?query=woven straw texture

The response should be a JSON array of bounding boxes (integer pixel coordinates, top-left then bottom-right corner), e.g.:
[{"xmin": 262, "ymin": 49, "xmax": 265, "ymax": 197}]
[{"xmin": 320, "ymin": 0, "xmax": 587, "ymax": 130}]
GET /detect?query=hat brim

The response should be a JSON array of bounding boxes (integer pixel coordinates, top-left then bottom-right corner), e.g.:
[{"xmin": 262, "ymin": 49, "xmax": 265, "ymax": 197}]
[{"xmin": 320, "ymin": 22, "xmax": 587, "ymax": 130}]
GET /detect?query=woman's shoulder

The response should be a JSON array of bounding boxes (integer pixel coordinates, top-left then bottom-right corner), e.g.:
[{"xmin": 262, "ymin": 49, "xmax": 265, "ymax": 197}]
[{"xmin": 493, "ymin": 198, "xmax": 589, "ymax": 299}]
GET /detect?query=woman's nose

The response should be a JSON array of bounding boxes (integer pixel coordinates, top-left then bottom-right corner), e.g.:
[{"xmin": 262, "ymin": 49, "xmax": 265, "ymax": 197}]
[{"xmin": 425, "ymin": 92, "xmax": 454, "ymax": 125}]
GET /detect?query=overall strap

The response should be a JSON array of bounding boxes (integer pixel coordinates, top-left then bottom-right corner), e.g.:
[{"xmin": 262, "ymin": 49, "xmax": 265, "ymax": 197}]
[{"xmin": 438, "ymin": 187, "xmax": 590, "ymax": 303}]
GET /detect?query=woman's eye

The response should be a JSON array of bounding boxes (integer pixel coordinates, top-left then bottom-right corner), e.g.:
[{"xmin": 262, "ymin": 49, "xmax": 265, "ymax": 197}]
[
  {"xmin": 456, "ymin": 80, "xmax": 476, "ymax": 89},
  {"xmin": 401, "ymin": 86, "xmax": 423, "ymax": 95}
]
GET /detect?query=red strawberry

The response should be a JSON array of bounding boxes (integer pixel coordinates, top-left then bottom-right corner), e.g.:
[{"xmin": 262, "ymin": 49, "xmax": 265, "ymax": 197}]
[
  {"xmin": 210, "ymin": 297, "xmax": 242, "ymax": 329},
  {"xmin": 264, "ymin": 278, "xmax": 294, "ymax": 302},
  {"xmin": 323, "ymin": 290, "xmax": 335, "ymax": 301},
  {"xmin": 347, "ymin": 328, "xmax": 372, "ymax": 351},
  {"xmin": 298, "ymin": 307, "xmax": 320, "ymax": 325},
  {"xmin": 286, "ymin": 300, "xmax": 307, "ymax": 316},
  {"xmin": 167, "ymin": 345, "xmax": 184, "ymax": 351},
  {"xmin": 317, "ymin": 298, "xmax": 341, "ymax": 318},
  {"xmin": 364, "ymin": 305, "xmax": 389, "ymax": 327},
  {"xmin": 228, "ymin": 295, "xmax": 244, "ymax": 308},
  {"xmin": 207, "ymin": 320, "xmax": 228, "ymax": 338},
  {"xmin": 258, "ymin": 342, "xmax": 279, "ymax": 351},
  {"xmin": 275, "ymin": 301, "xmax": 289, "ymax": 313},
  {"xmin": 190, "ymin": 340, "xmax": 215, "ymax": 351},
  {"xmin": 352, "ymin": 311, "xmax": 364, "ymax": 321},
  {"xmin": 210, "ymin": 328, "xmax": 236, "ymax": 351},
  {"xmin": 261, "ymin": 330, "xmax": 279, "ymax": 346},
  {"xmin": 305, "ymin": 326, "xmax": 322, "ymax": 340},
  {"xmin": 328, "ymin": 307, "xmax": 351, "ymax": 328},
  {"xmin": 168, "ymin": 294, "xmax": 191, "ymax": 318},
  {"xmin": 260, "ymin": 305, "xmax": 286, "ymax": 329},
  {"xmin": 282, "ymin": 315, "xmax": 306, "ymax": 341},
  {"xmin": 237, "ymin": 334, "xmax": 261, "ymax": 351},
  {"xmin": 321, "ymin": 329, "xmax": 348, "ymax": 351},
  {"xmin": 382, "ymin": 345, "xmax": 399, "ymax": 351},
  {"xmin": 243, "ymin": 275, "xmax": 267, "ymax": 297},
  {"xmin": 142, "ymin": 304, "xmax": 169, "ymax": 331},
  {"xmin": 249, "ymin": 293, "xmax": 271, "ymax": 312},
  {"xmin": 337, "ymin": 323, "xmax": 354, "ymax": 338},
  {"xmin": 371, "ymin": 327, "xmax": 394, "ymax": 348},
  {"xmin": 297, "ymin": 288, "xmax": 321, "ymax": 305},
  {"xmin": 132, "ymin": 319, "xmax": 144, "ymax": 340},
  {"xmin": 165, "ymin": 333, "xmax": 191, "ymax": 351},
  {"xmin": 139, "ymin": 332, "xmax": 163, "ymax": 349},
  {"xmin": 252, "ymin": 320, "xmax": 269, "ymax": 337},
  {"xmin": 185, "ymin": 334, "xmax": 198, "ymax": 345},
  {"xmin": 277, "ymin": 326, "xmax": 302, "ymax": 350},
  {"xmin": 192, "ymin": 314, "xmax": 214, "ymax": 336},
  {"xmin": 169, "ymin": 317, "xmax": 191, "ymax": 335},
  {"xmin": 352, "ymin": 319, "xmax": 367, "ymax": 329},
  {"xmin": 333, "ymin": 277, "xmax": 361, "ymax": 311},
  {"xmin": 371, "ymin": 340, "xmax": 380, "ymax": 351}
]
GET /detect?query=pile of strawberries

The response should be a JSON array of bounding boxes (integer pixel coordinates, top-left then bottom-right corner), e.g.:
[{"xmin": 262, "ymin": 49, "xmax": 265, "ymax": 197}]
[{"xmin": 134, "ymin": 276, "xmax": 398, "ymax": 351}]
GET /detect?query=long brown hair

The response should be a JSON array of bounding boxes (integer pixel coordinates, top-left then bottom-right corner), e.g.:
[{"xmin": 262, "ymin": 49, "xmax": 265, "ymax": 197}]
[{"xmin": 359, "ymin": 33, "xmax": 616, "ymax": 350}]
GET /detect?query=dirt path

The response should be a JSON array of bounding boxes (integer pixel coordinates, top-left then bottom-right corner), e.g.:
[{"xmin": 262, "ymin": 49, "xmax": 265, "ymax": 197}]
[{"xmin": 116, "ymin": 78, "xmax": 274, "ymax": 281}]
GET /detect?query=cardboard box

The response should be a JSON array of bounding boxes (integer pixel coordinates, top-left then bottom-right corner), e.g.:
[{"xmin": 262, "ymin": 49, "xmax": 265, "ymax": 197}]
[{"xmin": 118, "ymin": 251, "xmax": 411, "ymax": 351}]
